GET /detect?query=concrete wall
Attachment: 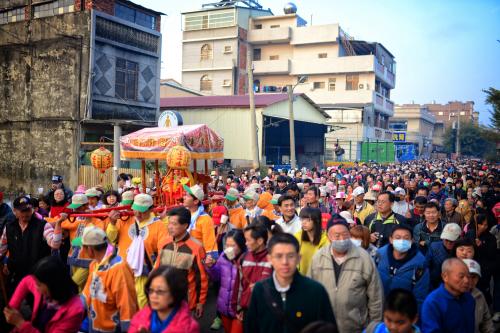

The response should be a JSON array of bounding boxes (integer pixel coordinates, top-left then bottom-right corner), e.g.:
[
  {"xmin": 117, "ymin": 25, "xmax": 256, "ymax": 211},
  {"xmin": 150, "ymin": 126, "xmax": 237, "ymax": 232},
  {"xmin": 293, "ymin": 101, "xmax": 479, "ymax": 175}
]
[
  {"xmin": 0, "ymin": 11, "xmax": 91, "ymax": 194},
  {"xmin": 182, "ymin": 70, "xmax": 234, "ymax": 95}
]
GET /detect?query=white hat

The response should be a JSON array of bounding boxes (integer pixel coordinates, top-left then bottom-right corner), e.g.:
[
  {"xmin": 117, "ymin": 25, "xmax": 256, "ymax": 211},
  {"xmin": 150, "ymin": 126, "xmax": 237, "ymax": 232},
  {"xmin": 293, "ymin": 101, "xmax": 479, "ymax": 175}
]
[
  {"xmin": 352, "ymin": 186, "xmax": 365, "ymax": 197},
  {"xmin": 248, "ymin": 183, "xmax": 261, "ymax": 192},
  {"xmin": 335, "ymin": 191, "xmax": 346, "ymax": 199},
  {"xmin": 364, "ymin": 190, "xmax": 377, "ymax": 201},
  {"xmin": 183, "ymin": 184, "xmax": 204, "ymax": 201},
  {"xmin": 394, "ymin": 187, "xmax": 406, "ymax": 196},
  {"xmin": 82, "ymin": 226, "xmax": 107, "ymax": 246},
  {"xmin": 121, "ymin": 191, "xmax": 135, "ymax": 204},
  {"xmin": 243, "ymin": 190, "xmax": 259, "ymax": 202},
  {"xmin": 446, "ymin": 177, "xmax": 454, "ymax": 184},
  {"xmin": 131, "ymin": 193, "xmax": 154, "ymax": 213},
  {"xmin": 339, "ymin": 211, "xmax": 355, "ymax": 225},
  {"xmin": 462, "ymin": 259, "xmax": 481, "ymax": 277},
  {"xmin": 270, "ymin": 194, "xmax": 281, "ymax": 205},
  {"xmin": 85, "ymin": 188, "xmax": 101, "ymax": 198},
  {"xmin": 68, "ymin": 194, "xmax": 88, "ymax": 209},
  {"xmin": 440, "ymin": 223, "xmax": 461, "ymax": 241}
]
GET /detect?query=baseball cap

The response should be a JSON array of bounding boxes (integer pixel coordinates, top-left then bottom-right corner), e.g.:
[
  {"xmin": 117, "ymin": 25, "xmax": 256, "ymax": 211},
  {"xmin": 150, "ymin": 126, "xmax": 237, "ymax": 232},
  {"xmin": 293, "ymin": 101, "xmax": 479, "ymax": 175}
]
[
  {"xmin": 326, "ymin": 214, "xmax": 349, "ymax": 231},
  {"xmin": 13, "ymin": 196, "xmax": 33, "ymax": 211},
  {"xmin": 85, "ymin": 188, "xmax": 101, "ymax": 198},
  {"xmin": 81, "ymin": 226, "xmax": 107, "ymax": 246},
  {"xmin": 131, "ymin": 194, "xmax": 153, "ymax": 213},
  {"xmin": 339, "ymin": 211, "xmax": 355, "ymax": 225},
  {"xmin": 352, "ymin": 186, "xmax": 365, "ymax": 197},
  {"xmin": 68, "ymin": 194, "xmax": 89, "ymax": 209},
  {"xmin": 183, "ymin": 184, "xmax": 204, "ymax": 202},
  {"xmin": 394, "ymin": 187, "xmax": 406, "ymax": 196},
  {"xmin": 440, "ymin": 223, "xmax": 461, "ymax": 241},
  {"xmin": 225, "ymin": 188, "xmax": 239, "ymax": 202},
  {"xmin": 243, "ymin": 190, "xmax": 259, "ymax": 202},
  {"xmin": 462, "ymin": 259, "xmax": 481, "ymax": 277},
  {"xmin": 121, "ymin": 191, "xmax": 135, "ymax": 205},
  {"xmin": 445, "ymin": 177, "xmax": 454, "ymax": 184},
  {"xmin": 51, "ymin": 175, "xmax": 63, "ymax": 183},
  {"xmin": 270, "ymin": 194, "xmax": 281, "ymax": 205}
]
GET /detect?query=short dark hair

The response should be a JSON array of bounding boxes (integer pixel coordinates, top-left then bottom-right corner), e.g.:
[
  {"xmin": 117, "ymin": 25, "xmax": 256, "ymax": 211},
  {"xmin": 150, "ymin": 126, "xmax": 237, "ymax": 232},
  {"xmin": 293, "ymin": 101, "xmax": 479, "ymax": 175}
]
[
  {"xmin": 267, "ymin": 233, "xmax": 300, "ymax": 254},
  {"xmin": 453, "ymin": 238, "xmax": 475, "ymax": 257},
  {"xmin": 306, "ymin": 186, "xmax": 320, "ymax": 198},
  {"xmin": 303, "ymin": 178, "xmax": 313, "ymax": 185},
  {"xmin": 278, "ymin": 194, "xmax": 295, "ymax": 207},
  {"xmin": 378, "ymin": 191, "xmax": 395, "ymax": 203},
  {"xmin": 417, "ymin": 186, "xmax": 429, "ymax": 195},
  {"xmin": 384, "ymin": 288, "xmax": 418, "ymax": 320},
  {"xmin": 33, "ymin": 256, "xmax": 78, "ymax": 304},
  {"xmin": 244, "ymin": 222, "xmax": 269, "ymax": 244},
  {"xmin": 326, "ymin": 213, "xmax": 349, "ymax": 231},
  {"xmin": 145, "ymin": 266, "xmax": 188, "ymax": 309},
  {"xmin": 424, "ymin": 201, "xmax": 440, "ymax": 211},
  {"xmin": 299, "ymin": 207, "xmax": 322, "ymax": 245},
  {"xmin": 287, "ymin": 183, "xmax": 300, "ymax": 192},
  {"xmin": 431, "ymin": 181, "xmax": 441, "ymax": 188},
  {"xmin": 414, "ymin": 196, "xmax": 428, "ymax": 205},
  {"xmin": 117, "ymin": 173, "xmax": 130, "ymax": 182},
  {"xmin": 167, "ymin": 207, "xmax": 191, "ymax": 225},
  {"xmin": 103, "ymin": 190, "xmax": 121, "ymax": 204},
  {"xmin": 391, "ymin": 224, "xmax": 413, "ymax": 238},
  {"xmin": 253, "ymin": 216, "xmax": 283, "ymax": 236}
]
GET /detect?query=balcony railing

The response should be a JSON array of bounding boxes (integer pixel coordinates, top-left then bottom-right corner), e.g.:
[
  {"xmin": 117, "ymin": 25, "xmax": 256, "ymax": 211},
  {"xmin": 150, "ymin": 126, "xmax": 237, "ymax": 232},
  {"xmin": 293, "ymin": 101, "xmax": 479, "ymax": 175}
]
[
  {"xmin": 375, "ymin": 60, "xmax": 396, "ymax": 88},
  {"xmin": 247, "ymin": 26, "xmax": 291, "ymax": 44},
  {"xmin": 253, "ymin": 59, "xmax": 290, "ymax": 75}
]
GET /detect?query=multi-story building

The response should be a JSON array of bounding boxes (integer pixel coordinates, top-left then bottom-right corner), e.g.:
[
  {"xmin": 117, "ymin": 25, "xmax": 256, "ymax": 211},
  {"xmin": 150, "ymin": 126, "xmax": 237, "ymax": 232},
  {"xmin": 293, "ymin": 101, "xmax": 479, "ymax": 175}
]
[
  {"xmin": 0, "ymin": 0, "xmax": 162, "ymax": 193},
  {"xmin": 180, "ymin": 1, "xmax": 396, "ymax": 161},
  {"xmin": 390, "ymin": 105, "xmax": 436, "ymax": 160}
]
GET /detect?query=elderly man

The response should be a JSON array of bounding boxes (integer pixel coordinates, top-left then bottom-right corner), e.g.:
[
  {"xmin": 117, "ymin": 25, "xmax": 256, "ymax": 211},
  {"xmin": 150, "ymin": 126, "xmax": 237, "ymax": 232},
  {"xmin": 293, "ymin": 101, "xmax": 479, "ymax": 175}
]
[
  {"xmin": 421, "ymin": 258, "xmax": 475, "ymax": 333},
  {"xmin": 308, "ymin": 219, "xmax": 383, "ymax": 333},
  {"xmin": 352, "ymin": 186, "xmax": 375, "ymax": 225},
  {"xmin": 442, "ymin": 198, "xmax": 463, "ymax": 225},
  {"xmin": 392, "ymin": 187, "xmax": 411, "ymax": 216}
]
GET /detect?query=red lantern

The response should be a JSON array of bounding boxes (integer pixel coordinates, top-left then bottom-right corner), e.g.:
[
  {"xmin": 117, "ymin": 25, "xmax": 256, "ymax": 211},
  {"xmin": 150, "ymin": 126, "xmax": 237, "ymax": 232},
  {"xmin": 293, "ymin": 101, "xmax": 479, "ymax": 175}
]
[{"xmin": 91, "ymin": 146, "xmax": 113, "ymax": 183}]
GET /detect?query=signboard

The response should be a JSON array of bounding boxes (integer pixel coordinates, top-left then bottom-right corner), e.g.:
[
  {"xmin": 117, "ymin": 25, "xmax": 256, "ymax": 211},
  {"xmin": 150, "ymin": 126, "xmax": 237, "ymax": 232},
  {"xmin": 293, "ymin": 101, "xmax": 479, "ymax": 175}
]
[
  {"xmin": 392, "ymin": 132, "xmax": 406, "ymax": 142},
  {"xmin": 158, "ymin": 110, "xmax": 183, "ymax": 128}
]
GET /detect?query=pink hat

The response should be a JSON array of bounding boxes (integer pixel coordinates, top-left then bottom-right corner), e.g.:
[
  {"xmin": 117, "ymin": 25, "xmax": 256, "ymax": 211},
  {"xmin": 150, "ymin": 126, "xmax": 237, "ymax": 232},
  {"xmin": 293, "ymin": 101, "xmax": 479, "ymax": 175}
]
[
  {"xmin": 335, "ymin": 191, "xmax": 346, "ymax": 199},
  {"xmin": 75, "ymin": 185, "xmax": 87, "ymax": 194}
]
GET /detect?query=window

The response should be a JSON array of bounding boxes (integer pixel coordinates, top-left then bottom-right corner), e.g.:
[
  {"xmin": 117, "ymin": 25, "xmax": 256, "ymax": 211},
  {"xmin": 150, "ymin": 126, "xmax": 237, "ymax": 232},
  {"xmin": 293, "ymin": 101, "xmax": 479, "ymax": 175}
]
[
  {"xmin": 0, "ymin": 7, "xmax": 24, "ymax": 24},
  {"xmin": 200, "ymin": 44, "xmax": 212, "ymax": 60},
  {"xmin": 222, "ymin": 79, "xmax": 231, "ymax": 87},
  {"xmin": 253, "ymin": 48, "xmax": 261, "ymax": 61},
  {"xmin": 318, "ymin": 53, "xmax": 327, "ymax": 59},
  {"xmin": 270, "ymin": 24, "xmax": 280, "ymax": 28},
  {"xmin": 184, "ymin": 10, "xmax": 234, "ymax": 31},
  {"xmin": 115, "ymin": 58, "xmax": 138, "ymax": 100},
  {"xmin": 269, "ymin": 55, "xmax": 279, "ymax": 60},
  {"xmin": 33, "ymin": 0, "xmax": 74, "ymax": 19},
  {"xmin": 328, "ymin": 78, "xmax": 336, "ymax": 91},
  {"xmin": 389, "ymin": 121, "xmax": 408, "ymax": 132},
  {"xmin": 313, "ymin": 82, "xmax": 325, "ymax": 89},
  {"xmin": 346, "ymin": 74, "xmax": 359, "ymax": 90},
  {"xmin": 438, "ymin": 112, "xmax": 443, "ymax": 116},
  {"xmin": 224, "ymin": 46, "xmax": 232, "ymax": 53},
  {"xmin": 254, "ymin": 24, "xmax": 262, "ymax": 29},
  {"xmin": 200, "ymin": 75, "xmax": 212, "ymax": 92},
  {"xmin": 115, "ymin": 3, "xmax": 156, "ymax": 30}
]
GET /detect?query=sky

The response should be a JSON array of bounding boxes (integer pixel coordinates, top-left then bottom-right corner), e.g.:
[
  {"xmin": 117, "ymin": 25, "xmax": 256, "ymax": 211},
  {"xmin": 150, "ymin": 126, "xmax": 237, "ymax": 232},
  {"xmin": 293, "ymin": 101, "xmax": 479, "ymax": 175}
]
[{"xmin": 138, "ymin": 0, "xmax": 500, "ymax": 125}]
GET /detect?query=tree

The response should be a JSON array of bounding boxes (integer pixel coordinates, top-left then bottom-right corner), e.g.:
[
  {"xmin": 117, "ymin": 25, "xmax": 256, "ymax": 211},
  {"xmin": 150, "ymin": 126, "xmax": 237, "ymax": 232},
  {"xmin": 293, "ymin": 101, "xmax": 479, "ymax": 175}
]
[
  {"xmin": 443, "ymin": 121, "xmax": 497, "ymax": 158},
  {"xmin": 484, "ymin": 87, "xmax": 500, "ymax": 131}
]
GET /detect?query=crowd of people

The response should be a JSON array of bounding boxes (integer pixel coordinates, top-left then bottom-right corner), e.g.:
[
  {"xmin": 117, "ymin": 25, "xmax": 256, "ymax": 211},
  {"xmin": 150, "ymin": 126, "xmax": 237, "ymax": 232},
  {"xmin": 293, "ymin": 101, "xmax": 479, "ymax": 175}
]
[{"xmin": 0, "ymin": 158, "xmax": 498, "ymax": 333}]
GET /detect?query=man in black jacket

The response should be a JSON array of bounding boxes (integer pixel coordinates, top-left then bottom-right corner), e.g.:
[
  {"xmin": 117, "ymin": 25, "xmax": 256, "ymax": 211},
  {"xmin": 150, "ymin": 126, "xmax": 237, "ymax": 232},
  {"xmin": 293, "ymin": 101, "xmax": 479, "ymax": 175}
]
[{"xmin": 245, "ymin": 233, "xmax": 337, "ymax": 333}]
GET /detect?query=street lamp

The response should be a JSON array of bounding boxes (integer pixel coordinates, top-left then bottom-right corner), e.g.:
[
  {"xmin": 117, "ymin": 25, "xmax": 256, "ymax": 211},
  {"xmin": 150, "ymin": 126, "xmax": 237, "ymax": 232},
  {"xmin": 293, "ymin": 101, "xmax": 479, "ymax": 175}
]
[
  {"xmin": 449, "ymin": 112, "xmax": 461, "ymax": 158},
  {"xmin": 287, "ymin": 75, "xmax": 308, "ymax": 169}
]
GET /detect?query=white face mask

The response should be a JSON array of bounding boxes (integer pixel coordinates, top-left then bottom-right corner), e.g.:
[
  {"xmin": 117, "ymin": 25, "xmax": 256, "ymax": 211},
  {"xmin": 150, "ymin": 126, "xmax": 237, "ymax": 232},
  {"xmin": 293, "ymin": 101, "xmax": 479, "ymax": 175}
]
[
  {"xmin": 350, "ymin": 238, "xmax": 362, "ymax": 247},
  {"xmin": 224, "ymin": 246, "xmax": 236, "ymax": 260}
]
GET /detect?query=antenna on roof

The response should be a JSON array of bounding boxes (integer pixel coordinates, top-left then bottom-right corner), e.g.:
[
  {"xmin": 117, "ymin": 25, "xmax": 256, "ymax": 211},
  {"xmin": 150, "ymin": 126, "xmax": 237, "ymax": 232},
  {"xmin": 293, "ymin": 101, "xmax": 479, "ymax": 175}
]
[{"xmin": 202, "ymin": 0, "xmax": 263, "ymax": 9}]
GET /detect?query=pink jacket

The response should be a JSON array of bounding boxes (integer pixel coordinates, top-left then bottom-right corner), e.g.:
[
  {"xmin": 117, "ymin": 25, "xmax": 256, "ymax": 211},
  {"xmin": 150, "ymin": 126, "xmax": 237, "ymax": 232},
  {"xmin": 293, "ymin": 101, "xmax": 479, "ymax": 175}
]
[
  {"xmin": 8, "ymin": 275, "xmax": 84, "ymax": 333},
  {"xmin": 129, "ymin": 301, "xmax": 200, "ymax": 333}
]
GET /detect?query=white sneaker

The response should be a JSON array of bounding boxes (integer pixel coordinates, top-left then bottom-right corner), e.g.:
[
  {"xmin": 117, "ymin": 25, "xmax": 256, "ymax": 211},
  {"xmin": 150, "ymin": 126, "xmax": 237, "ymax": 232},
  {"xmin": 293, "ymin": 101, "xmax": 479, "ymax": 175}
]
[{"xmin": 492, "ymin": 312, "xmax": 500, "ymax": 323}]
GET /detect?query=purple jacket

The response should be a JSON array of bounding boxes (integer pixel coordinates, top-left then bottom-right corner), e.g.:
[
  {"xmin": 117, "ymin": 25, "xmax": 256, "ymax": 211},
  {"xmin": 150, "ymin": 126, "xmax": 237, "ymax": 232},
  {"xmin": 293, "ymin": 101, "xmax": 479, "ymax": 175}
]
[{"xmin": 206, "ymin": 254, "xmax": 238, "ymax": 317}]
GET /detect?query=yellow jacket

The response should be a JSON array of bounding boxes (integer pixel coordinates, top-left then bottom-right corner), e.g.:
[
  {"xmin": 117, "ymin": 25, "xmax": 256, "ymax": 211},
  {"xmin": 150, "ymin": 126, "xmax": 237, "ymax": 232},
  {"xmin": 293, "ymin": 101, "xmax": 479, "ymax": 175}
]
[
  {"xmin": 295, "ymin": 231, "xmax": 330, "ymax": 275},
  {"xmin": 190, "ymin": 214, "xmax": 218, "ymax": 254},
  {"xmin": 353, "ymin": 202, "xmax": 376, "ymax": 225}
]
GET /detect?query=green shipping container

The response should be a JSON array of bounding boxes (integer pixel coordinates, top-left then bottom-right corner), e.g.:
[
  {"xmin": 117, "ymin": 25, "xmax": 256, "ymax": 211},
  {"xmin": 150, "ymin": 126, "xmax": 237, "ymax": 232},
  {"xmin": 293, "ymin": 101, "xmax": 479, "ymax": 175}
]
[{"xmin": 360, "ymin": 141, "xmax": 395, "ymax": 163}]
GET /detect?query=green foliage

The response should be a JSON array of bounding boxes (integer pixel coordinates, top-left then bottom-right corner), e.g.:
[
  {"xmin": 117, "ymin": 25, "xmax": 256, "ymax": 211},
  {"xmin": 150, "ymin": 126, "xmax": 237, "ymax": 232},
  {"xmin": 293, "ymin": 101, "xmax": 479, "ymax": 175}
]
[
  {"xmin": 443, "ymin": 121, "xmax": 497, "ymax": 159},
  {"xmin": 484, "ymin": 87, "xmax": 500, "ymax": 131}
]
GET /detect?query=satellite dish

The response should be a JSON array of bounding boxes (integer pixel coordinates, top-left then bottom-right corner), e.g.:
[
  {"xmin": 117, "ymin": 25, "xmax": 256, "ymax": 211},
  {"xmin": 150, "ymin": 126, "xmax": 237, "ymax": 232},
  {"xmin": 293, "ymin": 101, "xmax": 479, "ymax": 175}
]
[{"xmin": 284, "ymin": 2, "xmax": 297, "ymax": 14}]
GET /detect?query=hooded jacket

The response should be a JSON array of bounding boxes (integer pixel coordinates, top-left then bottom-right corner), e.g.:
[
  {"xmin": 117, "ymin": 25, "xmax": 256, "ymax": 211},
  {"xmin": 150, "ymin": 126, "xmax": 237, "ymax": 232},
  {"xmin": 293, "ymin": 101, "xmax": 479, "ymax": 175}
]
[{"xmin": 206, "ymin": 253, "xmax": 239, "ymax": 317}]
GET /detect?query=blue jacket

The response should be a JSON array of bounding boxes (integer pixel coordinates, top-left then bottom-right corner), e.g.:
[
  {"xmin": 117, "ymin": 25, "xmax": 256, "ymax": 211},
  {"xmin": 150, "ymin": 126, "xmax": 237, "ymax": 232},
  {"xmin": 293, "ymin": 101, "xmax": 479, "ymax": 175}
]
[
  {"xmin": 421, "ymin": 284, "xmax": 475, "ymax": 333},
  {"xmin": 425, "ymin": 241, "xmax": 451, "ymax": 290},
  {"xmin": 376, "ymin": 244, "xmax": 429, "ymax": 308}
]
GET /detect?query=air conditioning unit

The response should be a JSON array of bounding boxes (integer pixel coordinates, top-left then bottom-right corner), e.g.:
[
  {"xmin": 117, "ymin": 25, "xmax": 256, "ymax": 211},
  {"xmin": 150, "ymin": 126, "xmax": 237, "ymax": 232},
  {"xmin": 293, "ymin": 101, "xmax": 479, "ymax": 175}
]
[
  {"xmin": 359, "ymin": 84, "xmax": 364, "ymax": 89},
  {"xmin": 222, "ymin": 81, "xmax": 232, "ymax": 87}
]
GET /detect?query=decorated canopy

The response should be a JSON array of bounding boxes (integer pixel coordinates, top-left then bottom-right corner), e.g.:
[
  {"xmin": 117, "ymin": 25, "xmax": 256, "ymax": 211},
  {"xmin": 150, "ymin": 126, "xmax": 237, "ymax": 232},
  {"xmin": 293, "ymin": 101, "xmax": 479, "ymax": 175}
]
[{"xmin": 120, "ymin": 124, "xmax": 224, "ymax": 160}]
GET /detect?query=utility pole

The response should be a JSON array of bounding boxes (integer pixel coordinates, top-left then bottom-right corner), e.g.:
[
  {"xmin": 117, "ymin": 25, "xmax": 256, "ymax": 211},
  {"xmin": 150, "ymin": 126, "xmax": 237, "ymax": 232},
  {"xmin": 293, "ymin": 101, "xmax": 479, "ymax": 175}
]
[
  {"xmin": 456, "ymin": 113, "xmax": 460, "ymax": 158},
  {"xmin": 112, "ymin": 123, "xmax": 121, "ymax": 190},
  {"xmin": 247, "ymin": 45, "xmax": 260, "ymax": 170},
  {"xmin": 287, "ymin": 85, "xmax": 296, "ymax": 169}
]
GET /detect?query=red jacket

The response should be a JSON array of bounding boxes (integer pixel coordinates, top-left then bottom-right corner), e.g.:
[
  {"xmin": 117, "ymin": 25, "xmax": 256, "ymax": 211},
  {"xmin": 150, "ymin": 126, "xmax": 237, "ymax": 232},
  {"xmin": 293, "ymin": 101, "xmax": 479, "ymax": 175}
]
[
  {"xmin": 232, "ymin": 248, "xmax": 272, "ymax": 311},
  {"xmin": 9, "ymin": 275, "xmax": 85, "ymax": 333},
  {"xmin": 129, "ymin": 301, "xmax": 199, "ymax": 333}
]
